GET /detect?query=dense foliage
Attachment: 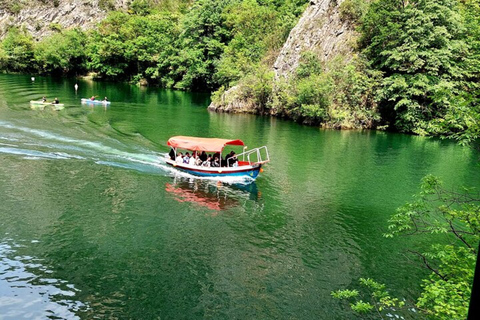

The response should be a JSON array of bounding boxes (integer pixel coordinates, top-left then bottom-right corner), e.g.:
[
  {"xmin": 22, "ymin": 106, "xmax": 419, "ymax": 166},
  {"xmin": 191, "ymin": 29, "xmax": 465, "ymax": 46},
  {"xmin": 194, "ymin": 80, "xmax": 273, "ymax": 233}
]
[
  {"xmin": 361, "ymin": 0, "xmax": 476, "ymax": 136},
  {"xmin": 0, "ymin": 0, "xmax": 479, "ymax": 142},
  {"xmin": 332, "ymin": 175, "xmax": 479, "ymax": 319},
  {"xmin": 270, "ymin": 54, "xmax": 382, "ymax": 128},
  {"xmin": 0, "ymin": 0, "xmax": 307, "ymax": 90},
  {"xmin": 211, "ymin": 0, "xmax": 480, "ymax": 141}
]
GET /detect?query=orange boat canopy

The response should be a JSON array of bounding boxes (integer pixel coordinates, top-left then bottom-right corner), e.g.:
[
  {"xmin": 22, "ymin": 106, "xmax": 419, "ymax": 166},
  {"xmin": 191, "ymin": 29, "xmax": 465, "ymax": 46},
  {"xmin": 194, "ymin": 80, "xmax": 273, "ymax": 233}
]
[{"xmin": 167, "ymin": 136, "xmax": 245, "ymax": 153}]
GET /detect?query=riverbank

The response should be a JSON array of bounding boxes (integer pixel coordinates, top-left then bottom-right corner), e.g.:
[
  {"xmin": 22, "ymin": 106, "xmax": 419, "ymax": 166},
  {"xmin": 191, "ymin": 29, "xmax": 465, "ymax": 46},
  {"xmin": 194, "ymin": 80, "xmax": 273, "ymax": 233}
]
[{"xmin": 1, "ymin": 0, "xmax": 479, "ymax": 144}]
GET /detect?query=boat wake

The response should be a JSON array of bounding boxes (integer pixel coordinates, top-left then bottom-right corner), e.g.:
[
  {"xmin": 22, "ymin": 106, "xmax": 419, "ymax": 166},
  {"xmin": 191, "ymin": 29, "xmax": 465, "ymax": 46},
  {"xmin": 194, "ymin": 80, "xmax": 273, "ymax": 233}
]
[
  {"xmin": 0, "ymin": 120, "xmax": 167, "ymax": 175},
  {"xmin": 0, "ymin": 120, "xmax": 257, "ymax": 185}
]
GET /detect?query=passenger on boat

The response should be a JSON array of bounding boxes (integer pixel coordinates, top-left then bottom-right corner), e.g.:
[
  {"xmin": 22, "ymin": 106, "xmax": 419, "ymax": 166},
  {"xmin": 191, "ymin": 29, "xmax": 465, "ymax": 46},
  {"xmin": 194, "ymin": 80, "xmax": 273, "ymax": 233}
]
[
  {"xmin": 176, "ymin": 152, "xmax": 183, "ymax": 163},
  {"xmin": 103, "ymin": 97, "xmax": 109, "ymax": 102},
  {"xmin": 202, "ymin": 156, "xmax": 212, "ymax": 167},
  {"xmin": 53, "ymin": 98, "xmax": 59, "ymax": 104},
  {"xmin": 199, "ymin": 151, "xmax": 207, "ymax": 162},
  {"xmin": 42, "ymin": 96, "xmax": 47, "ymax": 102},
  {"xmin": 225, "ymin": 151, "xmax": 237, "ymax": 167},
  {"xmin": 169, "ymin": 148, "xmax": 175, "ymax": 160},
  {"xmin": 195, "ymin": 155, "xmax": 203, "ymax": 166},
  {"xmin": 212, "ymin": 156, "xmax": 220, "ymax": 167},
  {"xmin": 90, "ymin": 96, "xmax": 95, "ymax": 101},
  {"xmin": 183, "ymin": 152, "xmax": 190, "ymax": 164},
  {"xmin": 189, "ymin": 154, "xmax": 196, "ymax": 165}
]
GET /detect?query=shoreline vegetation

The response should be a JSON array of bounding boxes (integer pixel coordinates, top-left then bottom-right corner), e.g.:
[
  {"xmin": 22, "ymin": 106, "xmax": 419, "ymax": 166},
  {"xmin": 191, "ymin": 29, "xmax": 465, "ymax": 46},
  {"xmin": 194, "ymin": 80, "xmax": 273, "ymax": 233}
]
[{"xmin": 0, "ymin": 0, "xmax": 479, "ymax": 145}]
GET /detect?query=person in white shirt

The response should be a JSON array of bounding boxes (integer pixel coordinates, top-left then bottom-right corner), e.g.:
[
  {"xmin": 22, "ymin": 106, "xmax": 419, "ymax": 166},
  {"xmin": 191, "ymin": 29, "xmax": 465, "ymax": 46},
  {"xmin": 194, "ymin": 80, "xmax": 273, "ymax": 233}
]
[
  {"xmin": 202, "ymin": 156, "xmax": 212, "ymax": 167},
  {"xmin": 183, "ymin": 152, "xmax": 190, "ymax": 164},
  {"xmin": 212, "ymin": 156, "xmax": 220, "ymax": 167},
  {"xmin": 176, "ymin": 152, "xmax": 183, "ymax": 163},
  {"xmin": 189, "ymin": 154, "xmax": 196, "ymax": 165}
]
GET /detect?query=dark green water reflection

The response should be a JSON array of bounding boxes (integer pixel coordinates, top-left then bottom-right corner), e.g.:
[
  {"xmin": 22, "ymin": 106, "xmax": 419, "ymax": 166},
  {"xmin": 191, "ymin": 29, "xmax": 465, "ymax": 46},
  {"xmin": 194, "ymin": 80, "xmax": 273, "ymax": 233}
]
[{"xmin": 0, "ymin": 74, "xmax": 479, "ymax": 319}]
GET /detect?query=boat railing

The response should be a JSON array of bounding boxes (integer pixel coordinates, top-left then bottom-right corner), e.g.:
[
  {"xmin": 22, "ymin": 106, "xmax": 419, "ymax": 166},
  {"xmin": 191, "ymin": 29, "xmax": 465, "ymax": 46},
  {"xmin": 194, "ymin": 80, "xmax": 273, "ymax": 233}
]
[{"xmin": 228, "ymin": 146, "xmax": 270, "ymax": 166}]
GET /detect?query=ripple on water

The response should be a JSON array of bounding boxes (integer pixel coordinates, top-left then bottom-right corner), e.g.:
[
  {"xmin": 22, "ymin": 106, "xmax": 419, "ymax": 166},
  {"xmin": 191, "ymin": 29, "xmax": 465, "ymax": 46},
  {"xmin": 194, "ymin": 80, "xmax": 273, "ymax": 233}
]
[{"xmin": 0, "ymin": 238, "xmax": 88, "ymax": 319}]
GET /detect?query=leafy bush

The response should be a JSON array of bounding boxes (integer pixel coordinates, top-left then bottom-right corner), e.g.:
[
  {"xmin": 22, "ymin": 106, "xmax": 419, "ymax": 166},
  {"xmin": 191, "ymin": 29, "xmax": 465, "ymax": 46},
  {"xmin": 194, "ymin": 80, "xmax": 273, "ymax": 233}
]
[
  {"xmin": 339, "ymin": 0, "xmax": 370, "ymax": 23},
  {"xmin": 361, "ymin": 0, "xmax": 475, "ymax": 134},
  {"xmin": 0, "ymin": 27, "xmax": 35, "ymax": 72},
  {"xmin": 333, "ymin": 175, "xmax": 479, "ymax": 319},
  {"xmin": 34, "ymin": 29, "xmax": 87, "ymax": 74}
]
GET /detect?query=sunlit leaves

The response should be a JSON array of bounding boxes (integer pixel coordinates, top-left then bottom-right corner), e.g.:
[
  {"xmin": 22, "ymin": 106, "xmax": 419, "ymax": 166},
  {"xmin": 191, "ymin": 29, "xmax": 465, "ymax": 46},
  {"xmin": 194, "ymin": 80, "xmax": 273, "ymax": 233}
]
[
  {"xmin": 0, "ymin": 27, "xmax": 35, "ymax": 72},
  {"xmin": 34, "ymin": 29, "xmax": 87, "ymax": 74},
  {"xmin": 361, "ymin": 0, "xmax": 477, "ymax": 135},
  {"xmin": 332, "ymin": 278, "xmax": 406, "ymax": 317},
  {"xmin": 336, "ymin": 175, "xmax": 479, "ymax": 319}
]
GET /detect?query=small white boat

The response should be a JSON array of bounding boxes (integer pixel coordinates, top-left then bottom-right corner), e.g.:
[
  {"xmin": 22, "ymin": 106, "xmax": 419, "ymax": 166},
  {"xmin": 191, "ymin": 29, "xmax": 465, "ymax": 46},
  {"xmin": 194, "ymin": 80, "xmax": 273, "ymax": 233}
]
[
  {"xmin": 81, "ymin": 98, "xmax": 111, "ymax": 105},
  {"xmin": 30, "ymin": 100, "xmax": 64, "ymax": 107}
]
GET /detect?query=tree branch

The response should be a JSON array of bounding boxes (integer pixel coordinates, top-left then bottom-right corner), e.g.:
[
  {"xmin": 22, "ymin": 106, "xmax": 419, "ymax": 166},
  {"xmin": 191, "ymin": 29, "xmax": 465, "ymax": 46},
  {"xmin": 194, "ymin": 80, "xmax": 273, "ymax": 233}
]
[{"xmin": 407, "ymin": 250, "xmax": 447, "ymax": 281}]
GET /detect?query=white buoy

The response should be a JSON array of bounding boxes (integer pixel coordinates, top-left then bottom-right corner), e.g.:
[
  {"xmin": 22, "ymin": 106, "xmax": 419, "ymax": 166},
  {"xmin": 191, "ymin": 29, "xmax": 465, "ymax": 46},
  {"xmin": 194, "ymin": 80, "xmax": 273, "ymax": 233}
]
[
  {"xmin": 74, "ymin": 83, "xmax": 78, "ymax": 91},
  {"xmin": 31, "ymin": 77, "xmax": 35, "ymax": 81}
]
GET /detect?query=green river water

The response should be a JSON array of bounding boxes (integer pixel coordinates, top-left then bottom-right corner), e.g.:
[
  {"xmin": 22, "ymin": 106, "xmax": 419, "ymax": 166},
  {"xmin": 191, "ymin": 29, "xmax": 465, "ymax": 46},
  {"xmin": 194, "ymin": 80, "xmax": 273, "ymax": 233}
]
[{"xmin": 0, "ymin": 74, "xmax": 479, "ymax": 319}]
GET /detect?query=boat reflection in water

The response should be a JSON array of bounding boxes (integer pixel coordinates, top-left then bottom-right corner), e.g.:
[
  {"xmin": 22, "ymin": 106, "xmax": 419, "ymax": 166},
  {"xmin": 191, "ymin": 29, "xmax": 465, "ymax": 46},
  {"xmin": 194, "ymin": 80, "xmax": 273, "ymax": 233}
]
[{"xmin": 165, "ymin": 175, "xmax": 260, "ymax": 212}]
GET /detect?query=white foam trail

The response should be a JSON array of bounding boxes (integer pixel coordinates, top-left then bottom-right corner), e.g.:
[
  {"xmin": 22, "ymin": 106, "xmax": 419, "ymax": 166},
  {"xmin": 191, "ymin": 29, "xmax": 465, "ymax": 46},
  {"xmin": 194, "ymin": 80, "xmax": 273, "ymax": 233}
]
[
  {"xmin": 164, "ymin": 166, "xmax": 255, "ymax": 185},
  {"xmin": 0, "ymin": 147, "xmax": 71, "ymax": 159},
  {"xmin": 0, "ymin": 121, "xmax": 256, "ymax": 184},
  {"xmin": 0, "ymin": 120, "xmax": 163, "ymax": 169}
]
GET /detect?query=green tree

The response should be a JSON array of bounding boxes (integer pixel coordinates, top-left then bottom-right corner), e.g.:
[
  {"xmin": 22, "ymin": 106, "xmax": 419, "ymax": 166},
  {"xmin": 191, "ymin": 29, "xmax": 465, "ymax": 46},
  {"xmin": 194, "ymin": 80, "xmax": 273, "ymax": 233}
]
[
  {"xmin": 215, "ymin": 0, "xmax": 279, "ymax": 86},
  {"xmin": 34, "ymin": 29, "xmax": 87, "ymax": 74},
  {"xmin": 0, "ymin": 27, "xmax": 35, "ymax": 72},
  {"xmin": 361, "ymin": 0, "xmax": 470, "ymax": 134},
  {"xmin": 333, "ymin": 175, "xmax": 479, "ymax": 319},
  {"xmin": 427, "ymin": 0, "xmax": 480, "ymax": 146},
  {"xmin": 86, "ymin": 11, "xmax": 179, "ymax": 84},
  {"xmin": 168, "ymin": 0, "xmax": 235, "ymax": 90}
]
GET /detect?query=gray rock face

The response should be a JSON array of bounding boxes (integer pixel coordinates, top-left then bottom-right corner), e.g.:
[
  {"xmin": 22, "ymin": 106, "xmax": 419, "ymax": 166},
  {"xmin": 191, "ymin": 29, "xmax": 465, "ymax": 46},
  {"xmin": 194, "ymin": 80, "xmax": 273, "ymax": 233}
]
[
  {"xmin": 0, "ymin": 0, "xmax": 128, "ymax": 40},
  {"xmin": 274, "ymin": 0, "xmax": 355, "ymax": 80},
  {"xmin": 209, "ymin": 0, "xmax": 356, "ymax": 112}
]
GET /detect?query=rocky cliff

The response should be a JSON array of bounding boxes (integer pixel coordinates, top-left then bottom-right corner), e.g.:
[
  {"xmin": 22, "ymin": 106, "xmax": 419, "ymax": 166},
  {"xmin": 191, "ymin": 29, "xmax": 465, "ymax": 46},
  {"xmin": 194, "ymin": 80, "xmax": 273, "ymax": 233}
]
[
  {"xmin": 273, "ymin": 0, "xmax": 355, "ymax": 80},
  {"xmin": 208, "ymin": 0, "xmax": 357, "ymax": 113},
  {"xmin": 0, "ymin": 0, "xmax": 127, "ymax": 40}
]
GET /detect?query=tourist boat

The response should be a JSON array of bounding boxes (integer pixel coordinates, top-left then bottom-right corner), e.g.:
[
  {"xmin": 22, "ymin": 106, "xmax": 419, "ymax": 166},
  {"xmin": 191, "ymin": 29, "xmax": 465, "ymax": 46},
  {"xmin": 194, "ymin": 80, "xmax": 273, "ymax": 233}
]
[
  {"xmin": 81, "ymin": 98, "xmax": 111, "ymax": 105},
  {"xmin": 165, "ymin": 136, "xmax": 270, "ymax": 179},
  {"xmin": 30, "ymin": 100, "xmax": 64, "ymax": 107}
]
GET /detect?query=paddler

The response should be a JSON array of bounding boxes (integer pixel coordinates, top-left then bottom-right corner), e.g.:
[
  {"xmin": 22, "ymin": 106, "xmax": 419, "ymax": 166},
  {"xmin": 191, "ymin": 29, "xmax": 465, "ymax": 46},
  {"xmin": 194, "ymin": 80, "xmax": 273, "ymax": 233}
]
[{"xmin": 53, "ymin": 97, "xmax": 59, "ymax": 104}]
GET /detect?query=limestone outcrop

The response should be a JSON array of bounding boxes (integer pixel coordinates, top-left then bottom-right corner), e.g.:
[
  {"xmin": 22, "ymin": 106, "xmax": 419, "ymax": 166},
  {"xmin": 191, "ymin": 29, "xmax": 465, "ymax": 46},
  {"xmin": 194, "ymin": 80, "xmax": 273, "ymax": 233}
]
[
  {"xmin": 208, "ymin": 0, "xmax": 356, "ymax": 113},
  {"xmin": 0, "ymin": 0, "xmax": 127, "ymax": 40},
  {"xmin": 273, "ymin": 0, "xmax": 355, "ymax": 80}
]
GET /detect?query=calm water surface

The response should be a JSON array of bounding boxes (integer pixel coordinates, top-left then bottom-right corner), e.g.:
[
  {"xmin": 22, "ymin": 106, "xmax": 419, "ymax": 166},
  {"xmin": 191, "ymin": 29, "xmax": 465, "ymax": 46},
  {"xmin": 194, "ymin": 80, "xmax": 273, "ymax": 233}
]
[{"xmin": 0, "ymin": 74, "xmax": 479, "ymax": 319}]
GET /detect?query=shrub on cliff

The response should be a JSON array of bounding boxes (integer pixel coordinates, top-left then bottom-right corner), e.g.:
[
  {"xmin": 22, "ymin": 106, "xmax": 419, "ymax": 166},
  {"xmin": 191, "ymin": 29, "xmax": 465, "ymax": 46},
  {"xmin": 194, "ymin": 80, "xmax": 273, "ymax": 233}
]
[{"xmin": 270, "ymin": 53, "xmax": 381, "ymax": 128}]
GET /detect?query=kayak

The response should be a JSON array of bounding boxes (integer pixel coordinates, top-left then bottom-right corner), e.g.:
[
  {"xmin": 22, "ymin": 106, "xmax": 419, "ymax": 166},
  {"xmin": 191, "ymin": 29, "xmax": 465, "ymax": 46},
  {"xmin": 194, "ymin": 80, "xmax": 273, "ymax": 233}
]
[
  {"xmin": 30, "ymin": 100, "xmax": 64, "ymax": 107},
  {"xmin": 81, "ymin": 98, "xmax": 111, "ymax": 105}
]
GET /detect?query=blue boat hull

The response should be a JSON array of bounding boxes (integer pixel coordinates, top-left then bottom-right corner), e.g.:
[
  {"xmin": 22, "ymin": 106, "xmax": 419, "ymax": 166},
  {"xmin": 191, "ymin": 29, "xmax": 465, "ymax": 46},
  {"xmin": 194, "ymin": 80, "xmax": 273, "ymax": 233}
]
[
  {"xmin": 81, "ymin": 99, "xmax": 111, "ymax": 105},
  {"xmin": 166, "ymin": 161, "xmax": 262, "ymax": 179}
]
